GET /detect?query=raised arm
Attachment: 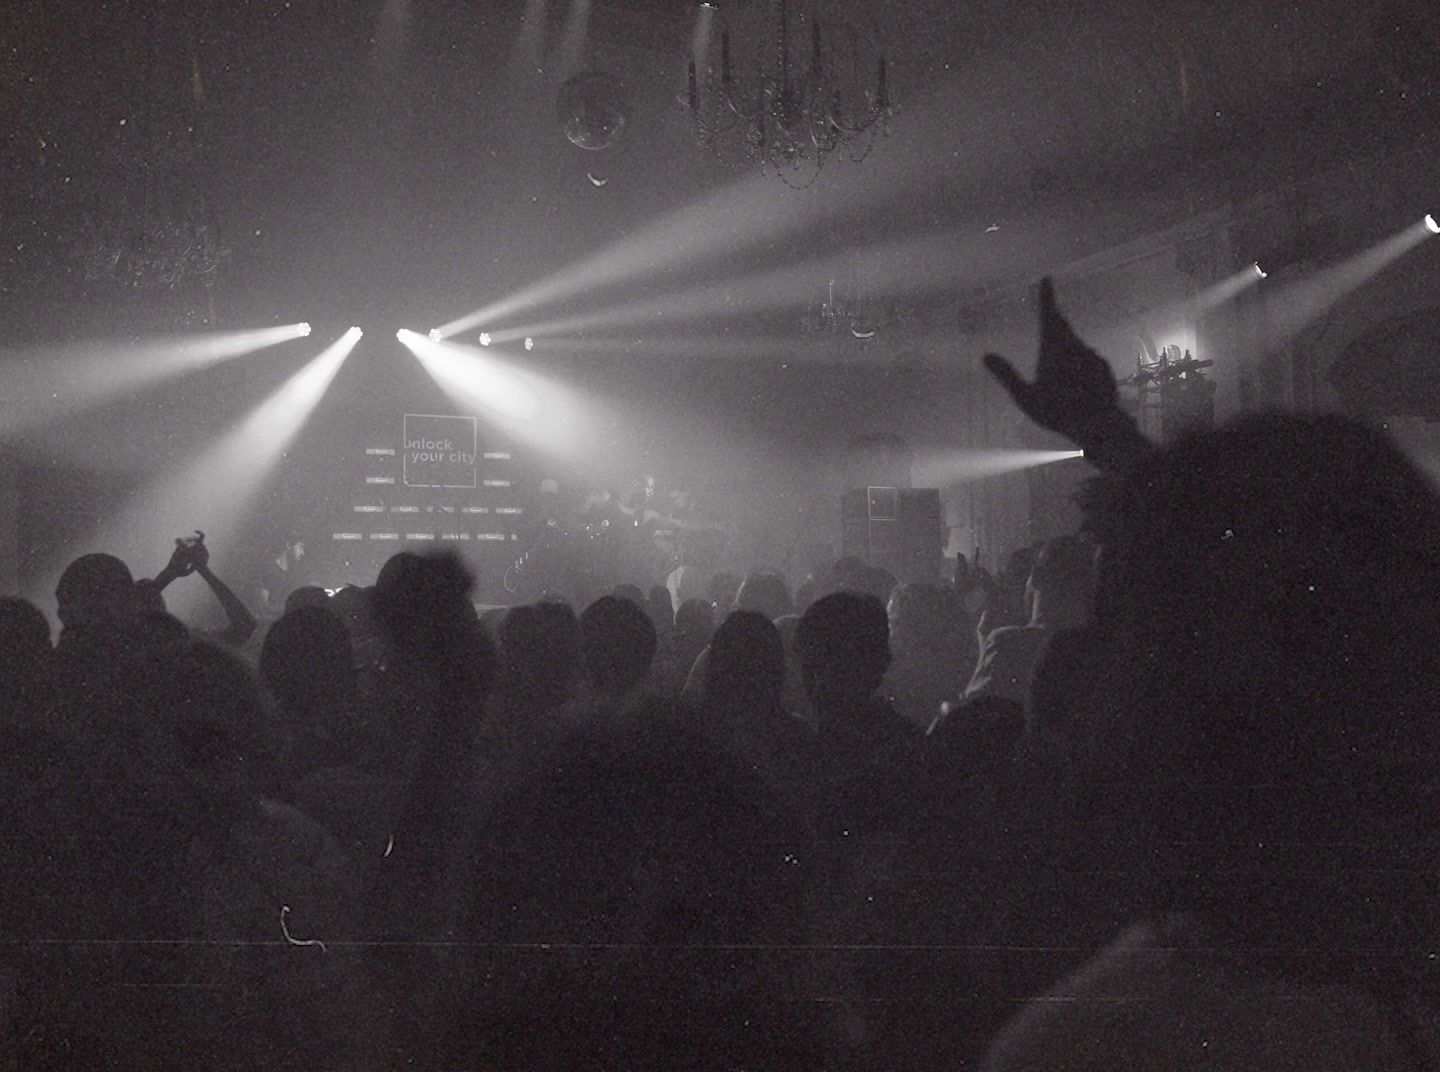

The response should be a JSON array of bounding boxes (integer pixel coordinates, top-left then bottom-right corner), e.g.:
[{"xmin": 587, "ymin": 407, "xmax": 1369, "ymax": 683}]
[
  {"xmin": 150, "ymin": 538, "xmax": 199, "ymax": 591},
  {"xmin": 983, "ymin": 278, "xmax": 1154, "ymax": 472},
  {"xmin": 188, "ymin": 534, "xmax": 258, "ymax": 647}
]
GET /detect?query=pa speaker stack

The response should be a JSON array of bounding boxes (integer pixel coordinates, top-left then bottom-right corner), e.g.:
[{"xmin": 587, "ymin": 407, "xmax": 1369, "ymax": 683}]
[{"xmin": 841, "ymin": 487, "xmax": 944, "ymax": 584}]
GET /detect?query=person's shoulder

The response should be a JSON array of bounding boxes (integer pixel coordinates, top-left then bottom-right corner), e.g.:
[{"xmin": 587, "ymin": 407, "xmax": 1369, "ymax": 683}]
[
  {"xmin": 985, "ymin": 624, "xmax": 1048, "ymax": 645},
  {"xmin": 861, "ymin": 697, "xmax": 924, "ymax": 752}
]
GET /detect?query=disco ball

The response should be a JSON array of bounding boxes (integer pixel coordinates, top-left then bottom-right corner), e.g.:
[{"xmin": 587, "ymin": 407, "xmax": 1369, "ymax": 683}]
[{"xmin": 556, "ymin": 71, "xmax": 630, "ymax": 150}]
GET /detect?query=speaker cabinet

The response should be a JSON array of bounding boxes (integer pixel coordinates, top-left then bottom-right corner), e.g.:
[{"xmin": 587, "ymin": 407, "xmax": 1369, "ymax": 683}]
[{"xmin": 841, "ymin": 487, "xmax": 943, "ymax": 583}]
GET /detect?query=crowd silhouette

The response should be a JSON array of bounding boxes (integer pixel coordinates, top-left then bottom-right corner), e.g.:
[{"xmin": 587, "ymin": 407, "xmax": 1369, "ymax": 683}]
[{"xmin": 3, "ymin": 279, "xmax": 1437, "ymax": 1069}]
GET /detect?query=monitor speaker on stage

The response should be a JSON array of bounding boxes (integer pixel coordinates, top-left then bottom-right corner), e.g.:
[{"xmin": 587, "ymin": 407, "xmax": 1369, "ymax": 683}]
[{"xmin": 841, "ymin": 487, "xmax": 943, "ymax": 583}]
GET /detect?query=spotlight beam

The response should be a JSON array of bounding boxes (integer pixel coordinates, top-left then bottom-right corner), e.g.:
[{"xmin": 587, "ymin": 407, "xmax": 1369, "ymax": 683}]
[
  {"xmin": 1262, "ymin": 217, "xmax": 1438, "ymax": 342},
  {"xmin": 36, "ymin": 328, "xmax": 361, "ymax": 620},
  {"xmin": 1190, "ymin": 263, "xmax": 1266, "ymax": 315},
  {"xmin": 0, "ymin": 322, "xmax": 313, "ymax": 438},
  {"xmin": 432, "ymin": 40, "xmax": 1156, "ymax": 342},
  {"xmin": 397, "ymin": 330, "xmax": 543, "ymax": 421},
  {"xmin": 535, "ymin": 332, "xmax": 928, "ymax": 366},
  {"xmin": 555, "ymin": 0, "xmax": 592, "ymax": 79},
  {"xmin": 505, "ymin": 0, "xmax": 548, "ymax": 83},
  {"xmin": 911, "ymin": 448, "xmax": 1085, "ymax": 486},
  {"xmin": 396, "ymin": 330, "xmax": 603, "ymax": 462},
  {"xmin": 485, "ymin": 223, "xmax": 1053, "ymax": 343}
]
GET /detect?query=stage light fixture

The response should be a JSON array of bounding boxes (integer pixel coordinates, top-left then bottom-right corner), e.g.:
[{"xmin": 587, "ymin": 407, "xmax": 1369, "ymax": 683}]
[
  {"xmin": 911, "ymin": 447, "xmax": 1087, "ymax": 486},
  {"xmin": 352, "ymin": 327, "xmax": 364, "ymax": 338},
  {"xmin": 428, "ymin": 328, "xmax": 443, "ymax": 341},
  {"xmin": 478, "ymin": 332, "xmax": 492, "ymax": 346},
  {"xmin": 398, "ymin": 330, "xmax": 544, "ymax": 421},
  {"xmin": 40, "ymin": 325, "xmax": 361, "ymax": 620},
  {"xmin": 396, "ymin": 328, "xmax": 409, "ymax": 341},
  {"xmin": 1, "ymin": 321, "xmax": 316, "ymax": 439},
  {"xmin": 1426, "ymin": 214, "xmax": 1439, "ymax": 235},
  {"xmin": 1253, "ymin": 262, "xmax": 1267, "ymax": 279},
  {"xmin": 524, "ymin": 337, "xmax": 535, "ymax": 351}
]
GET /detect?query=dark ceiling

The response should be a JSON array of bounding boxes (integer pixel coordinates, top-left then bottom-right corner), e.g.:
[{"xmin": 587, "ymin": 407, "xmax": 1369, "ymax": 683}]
[{"xmin": 2, "ymin": 0, "xmax": 1437, "ymax": 342}]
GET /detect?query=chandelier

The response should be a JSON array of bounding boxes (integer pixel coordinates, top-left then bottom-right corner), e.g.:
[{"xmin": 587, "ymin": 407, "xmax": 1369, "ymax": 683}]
[
  {"xmin": 803, "ymin": 278, "xmax": 898, "ymax": 338},
  {"xmin": 685, "ymin": 0, "xmax": 894, "ymax": 187}
]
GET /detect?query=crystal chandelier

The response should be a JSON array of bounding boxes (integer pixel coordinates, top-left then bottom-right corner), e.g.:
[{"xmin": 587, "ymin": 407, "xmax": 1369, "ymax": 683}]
[
  {"xmin": 803, "ymin": 278, "xmax": 899, "ymax": 338},
  {"xmin": 685, "ymin": 0, "xmax": 894, "ymax": 187}
]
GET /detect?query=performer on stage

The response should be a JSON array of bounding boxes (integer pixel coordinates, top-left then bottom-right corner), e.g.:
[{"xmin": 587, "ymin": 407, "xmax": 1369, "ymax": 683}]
[
  {"xmin": 612, "ymin": 478, "xmax": 732, "ymax": 592},
  {"xmin": 507, "ymin": 477, "xmax": 594, "ymax": 604}
]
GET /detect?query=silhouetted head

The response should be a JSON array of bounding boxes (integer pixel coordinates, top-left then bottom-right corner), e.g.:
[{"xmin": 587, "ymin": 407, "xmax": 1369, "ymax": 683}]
[
  {"xmin": 1084, "ymin": 412, "xmax": 1440, "ymax": 949},
  {"xmin": 373, "ymin": 550, "xmax": 476, "ymax": 657},
  {"xmin": 112, "ymin": 638, "xmax": 281, "ymax": 804},
  {"xmin": 826, "ymin": 556, "xmax": 870, "ymax": 595},
  {"xmin": 0, "ymin": 597, "xmax": 50, "ymax": 664},
  {"xmin": 500, "ymin": 600, "xmax": 582, "ymax": 711},
  {"xmin": 646, "ymin": 584, "xmax": 675, "ymax": 631},
  {"xmin": 329, "ymin": 584, "xmax": 373, "ymax": 637},
  {"xmin": 1026, "ymin": 533, "xmax": 1096, "ymax": 619},
  {"xmin": 886, "ymin": 581, "xmax": 965, "ymax": 660},
  {"xmin": 260, "ymin": 605, "xmax": 355, "ymax": 726},
  {"xmin": 579, "ymin": 595, "xmax": 657, "ymax": 699},
  {"xmin": 1002, "ymin": 545, "xmax": 1039, "ymax": 590},
  {"xmin": 674, "ymin": 598, "xmax": 716, "ymax": 644},
  {"xmin": 457, "ymin": 719, "xmax": 812, "ymax": 1069},
  {"xmin": 55, "ymin": 553, "xmax": 135, "ymax": 630},
  {"xmin": 794, "ymin": 591, "xmax": 891, "ymax": 709},
  {"xmin": 283, "ymin": 585, "xmax": 331, "ymax": 616},
  {"xmin": 733, "ymin": 571, "xmax": 792, "ymax": 621},
  {"xmin": 705, "ymin": 610, "xmax": 785, "ymax": 715},
  {"xmin": 610, "ymin": 582, "xmax": 645, "ymax": 607}
]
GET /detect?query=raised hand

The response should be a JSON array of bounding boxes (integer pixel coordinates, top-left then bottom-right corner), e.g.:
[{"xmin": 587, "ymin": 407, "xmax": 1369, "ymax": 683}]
[
  {"xmin": 167, "ymin": 538, "xmax": 197, "ymax": 577},
  {"xmin": 187, "ymin": 531, "xmax": 210, "ymax": 572},
  {"xmin": 983, "ymin": 277, "xmax": 1119, "ymax": 444}
]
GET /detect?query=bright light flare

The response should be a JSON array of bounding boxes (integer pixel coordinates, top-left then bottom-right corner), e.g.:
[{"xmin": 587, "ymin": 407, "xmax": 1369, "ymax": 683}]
[
  {"xmin": 911, "ymin": 448, "xmax": 1085, "ymax": 486},
  {"xmin": 38, "ymin": 327, "xmax": 361, "ymax": 620},
  {"xmin": 428, "ymin": 328, "xmax": 443, "ymax": 341},
  {"xmin": 1189, "ymin": 262, "xmax": 1267, "ymax": 315},
  {"xmin": 524, "ymin": 336, "xmax": 535, "ymax": 351},
  {"xmin": 1261, "ymin": 217, "xmax": 1438, "ymax": 343},
  {"xmin": 478, "ymin": 332, "xmax": 492, "ymax": 346},
  {"xmin": 397, "ymin": 330, "xmax": 542, "ymax": 421},
  {"xmin": 397, "ymin": 332, "xmax": 602, "ymax": 463},
  {"xmin": 0, "ymin": 322, "xmax": 313, "ymax": 439}
]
